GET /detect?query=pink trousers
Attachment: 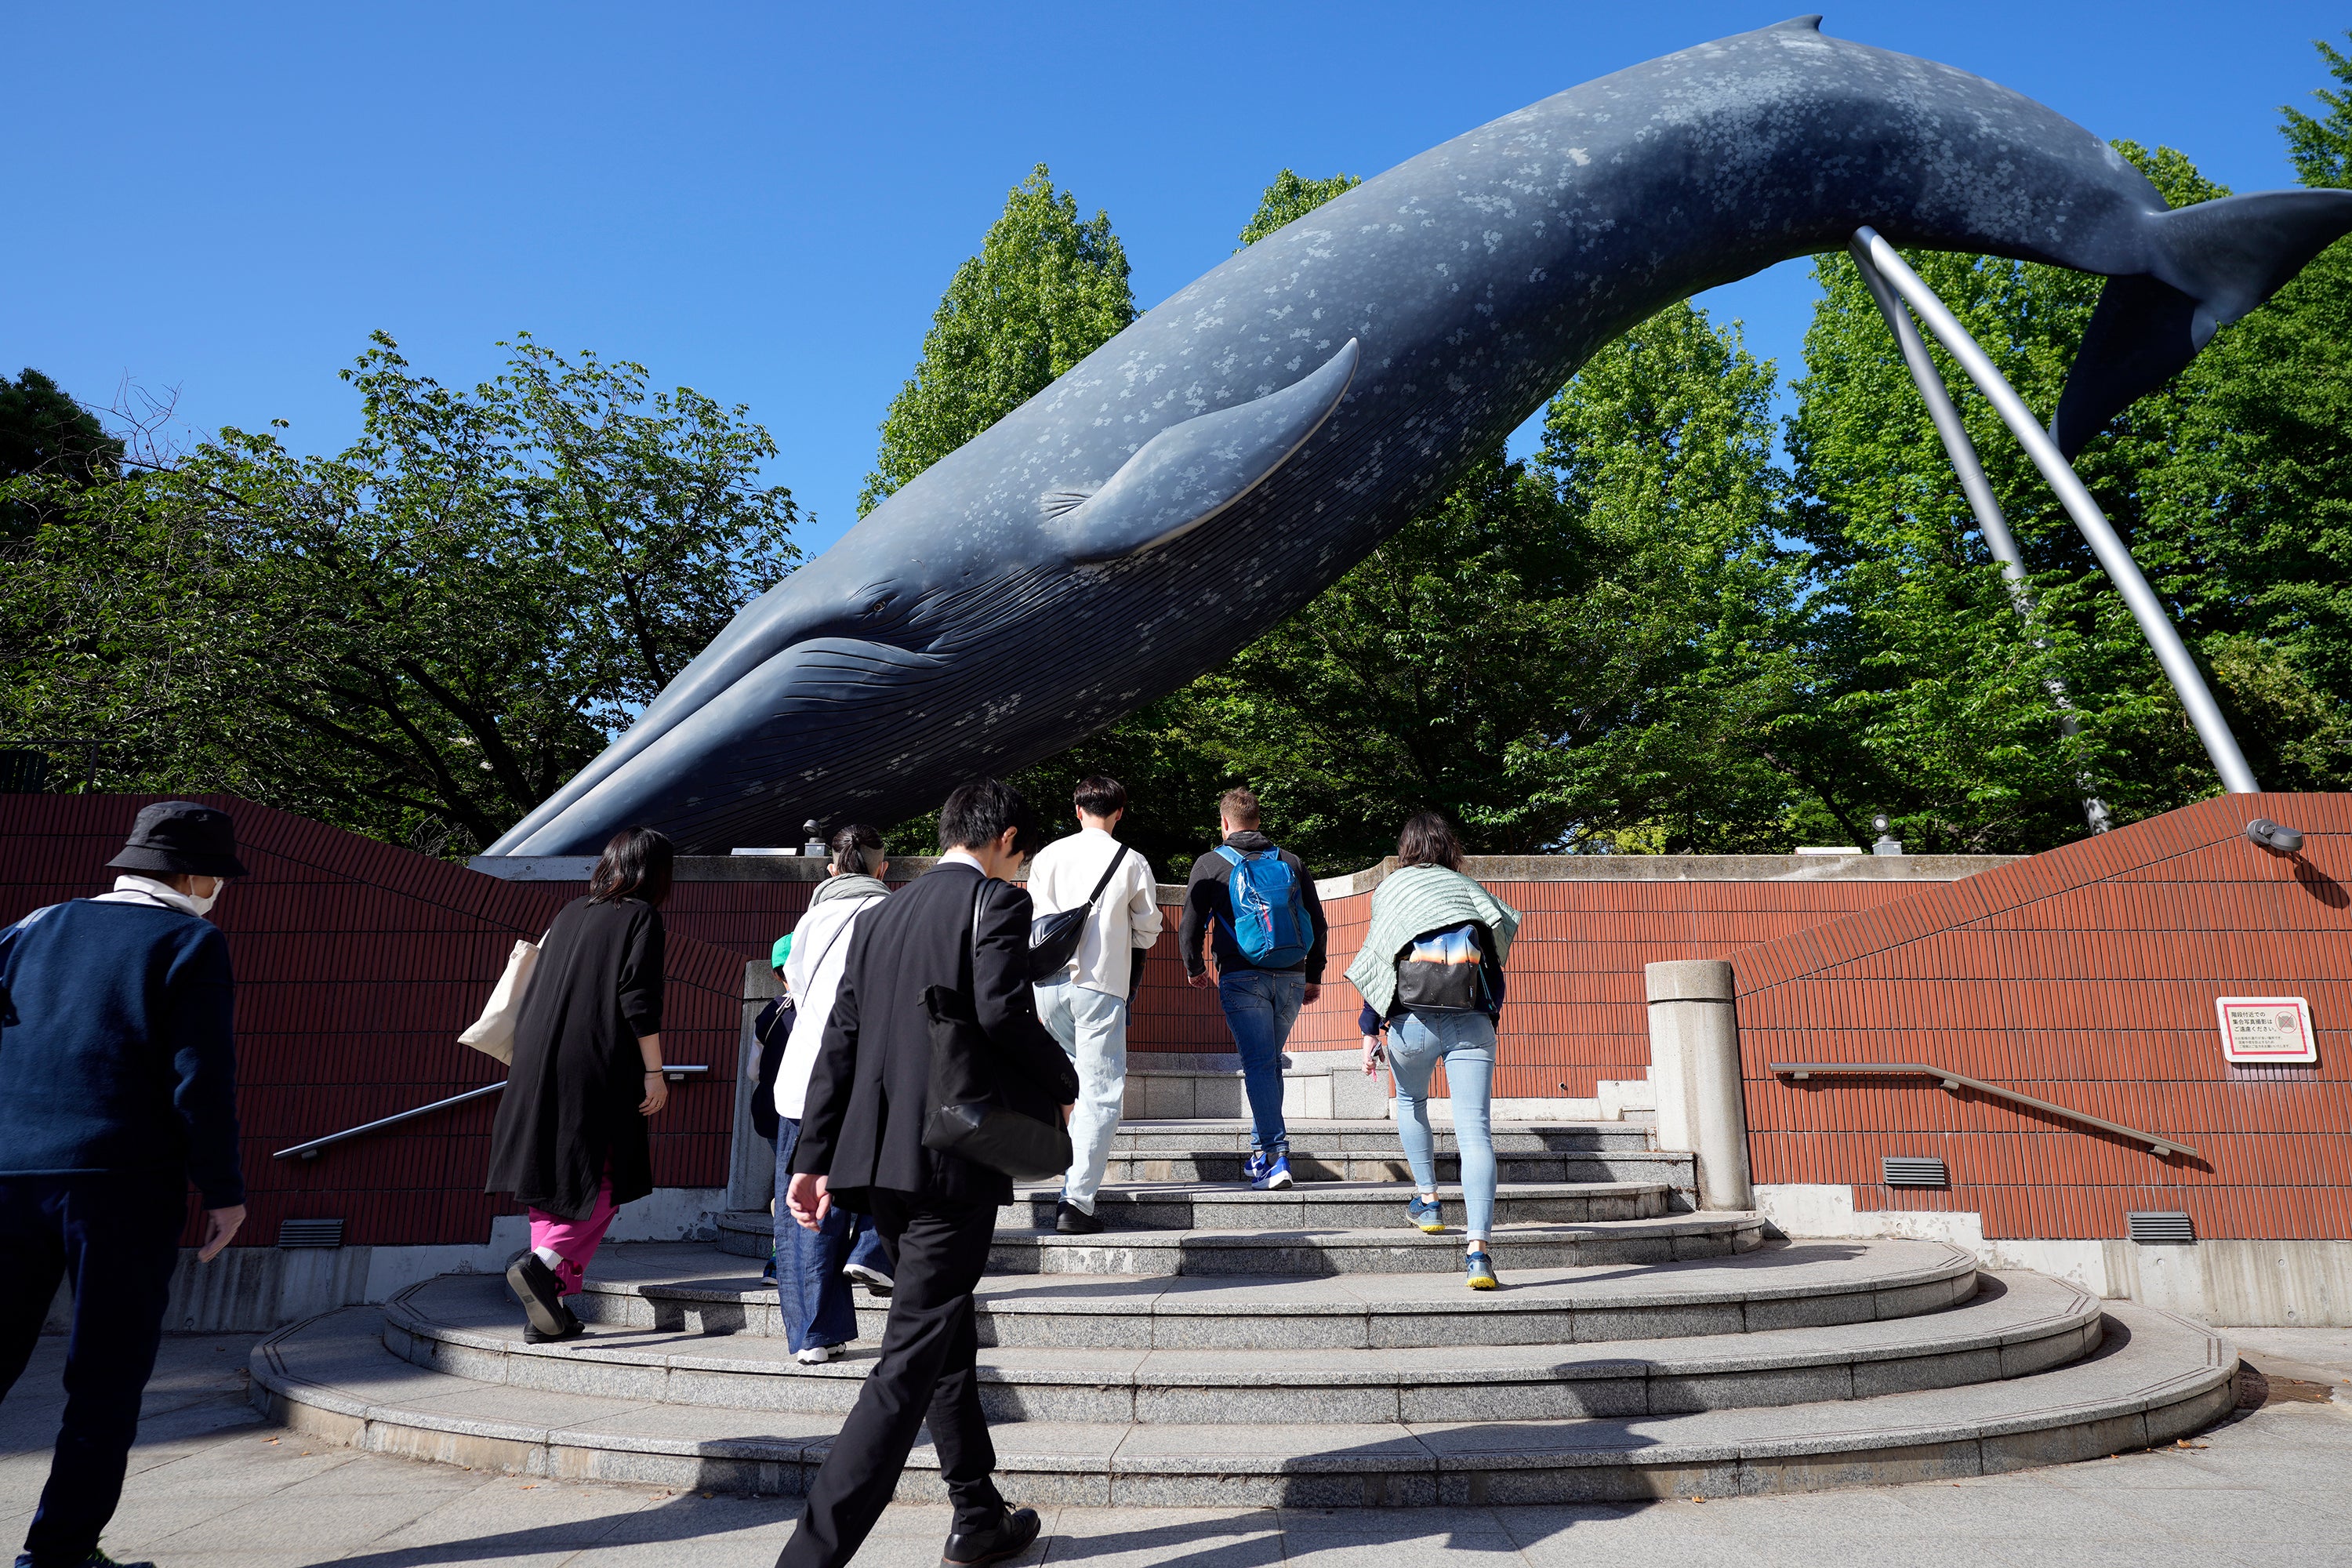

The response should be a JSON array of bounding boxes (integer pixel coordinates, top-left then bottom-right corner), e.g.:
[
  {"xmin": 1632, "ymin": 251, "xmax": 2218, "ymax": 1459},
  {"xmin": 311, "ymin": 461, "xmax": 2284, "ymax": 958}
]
[{"xmin": 526, "ymin": 1174, "xmax": 616, "ymax": 1296}]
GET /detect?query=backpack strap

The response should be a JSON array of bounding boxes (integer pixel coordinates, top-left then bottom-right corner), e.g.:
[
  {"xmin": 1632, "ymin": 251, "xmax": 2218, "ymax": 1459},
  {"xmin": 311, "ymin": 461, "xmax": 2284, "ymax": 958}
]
[
  {"xmin": 1213, "ymin": 845, "xmax": 1244, "ymax": 868},
  {"xmin": 1082, "ymin": 842, "xmax": 1131, "ymax": 909}
]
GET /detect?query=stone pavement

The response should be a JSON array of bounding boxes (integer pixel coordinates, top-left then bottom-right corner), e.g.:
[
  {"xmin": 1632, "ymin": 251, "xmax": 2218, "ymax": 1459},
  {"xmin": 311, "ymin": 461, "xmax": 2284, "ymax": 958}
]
[{"xmin": 4, "ymin": 1332, "xmax": 2350, "ymax": 1568}]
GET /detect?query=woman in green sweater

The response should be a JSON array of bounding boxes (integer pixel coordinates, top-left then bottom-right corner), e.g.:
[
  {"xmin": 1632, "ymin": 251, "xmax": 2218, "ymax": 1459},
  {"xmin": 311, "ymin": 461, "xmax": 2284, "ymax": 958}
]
[{"xmin": 1347, "ymin": 813, "xmax": 1520, "ymax": 1289}]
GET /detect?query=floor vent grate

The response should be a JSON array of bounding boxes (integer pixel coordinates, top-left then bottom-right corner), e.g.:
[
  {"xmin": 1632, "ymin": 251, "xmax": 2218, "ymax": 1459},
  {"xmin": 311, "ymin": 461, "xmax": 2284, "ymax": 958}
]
[
  {"xmin": 2126, "ymin": 1210, "xmax": 2195, "ymax": 1243},
  {"xmin": 1881, "ymin": 1156, "xmax": 1947, "ymax": 1188},
  {"xmin": 277, "ymin": 1218, "xmax": 346, "ymax": 1249}
]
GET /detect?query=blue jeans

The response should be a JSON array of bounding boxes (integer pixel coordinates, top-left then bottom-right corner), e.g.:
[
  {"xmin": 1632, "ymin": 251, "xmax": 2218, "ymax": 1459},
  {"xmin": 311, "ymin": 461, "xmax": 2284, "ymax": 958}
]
[
  {"xmin": 774, "ymin": 1119, "xmax": 895, "ymax": 1354},
  {"xmin": 1387, "ymin": 1009, "xmax": 1497, "ymax": 1239},
  {"xmin": 1216, "ymin": 967, "xmax": 1305, "ymax": 1153}
]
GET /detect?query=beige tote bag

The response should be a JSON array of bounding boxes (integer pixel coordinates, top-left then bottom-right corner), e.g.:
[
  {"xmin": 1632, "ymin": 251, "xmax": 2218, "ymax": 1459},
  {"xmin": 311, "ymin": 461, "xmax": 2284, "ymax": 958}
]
[{"xmin": 459, "ymin": 936, "xmax": 541, "ymax": 1065}]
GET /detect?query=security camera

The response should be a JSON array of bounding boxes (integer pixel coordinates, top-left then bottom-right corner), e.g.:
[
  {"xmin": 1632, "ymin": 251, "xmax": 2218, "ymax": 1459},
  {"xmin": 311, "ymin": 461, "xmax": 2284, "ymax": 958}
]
[{"xmin": 2245, "ymin": 818, "xmax": 2304, "ymax": 855}]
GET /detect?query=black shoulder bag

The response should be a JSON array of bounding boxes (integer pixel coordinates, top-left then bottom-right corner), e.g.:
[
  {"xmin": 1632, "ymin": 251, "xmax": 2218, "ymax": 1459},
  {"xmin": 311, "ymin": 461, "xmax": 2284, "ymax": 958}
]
[
  {"xmin": 922, "ymin": 881, "xmax": 1078, "ymax": 1181},
  {"xmin": 1026, "ymin": 842, "xmax": 1131, "ymax": 983}
]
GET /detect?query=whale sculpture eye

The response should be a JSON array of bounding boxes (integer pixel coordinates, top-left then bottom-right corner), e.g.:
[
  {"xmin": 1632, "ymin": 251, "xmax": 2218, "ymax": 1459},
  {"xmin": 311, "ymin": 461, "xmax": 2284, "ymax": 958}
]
[{"xmin": 867, "ymin": 599, "xmax": 889, "ymax": 615}]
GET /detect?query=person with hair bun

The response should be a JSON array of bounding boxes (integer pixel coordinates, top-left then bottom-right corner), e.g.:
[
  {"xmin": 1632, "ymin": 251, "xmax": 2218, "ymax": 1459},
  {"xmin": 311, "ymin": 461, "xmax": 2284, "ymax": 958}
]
[
  {"xmin": 769, "ymin": 823, "xmax": 898, "ymax": 1363},
  {"xmin": 486, "ymin": 826, "xmax": 674, "ymax": 1343}
]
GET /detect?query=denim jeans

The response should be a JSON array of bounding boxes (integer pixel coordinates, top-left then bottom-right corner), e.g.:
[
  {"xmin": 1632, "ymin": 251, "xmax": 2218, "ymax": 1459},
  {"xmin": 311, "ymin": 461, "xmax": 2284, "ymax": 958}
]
[
  {"xmin": 1216, "ymin": 967, "xmax": 1306, "ymax": 1153},
  {"xmin": 1386, "ymin": 1009, "xmax": 1497, "ymax": 1238},
  {"xmin": 774, "ymin": 1119, "xmax": 896, "ymax": 1354},
  {"xmin": 1034, "ymin": 979, "xmax": 1129, "ymax": 1213}
]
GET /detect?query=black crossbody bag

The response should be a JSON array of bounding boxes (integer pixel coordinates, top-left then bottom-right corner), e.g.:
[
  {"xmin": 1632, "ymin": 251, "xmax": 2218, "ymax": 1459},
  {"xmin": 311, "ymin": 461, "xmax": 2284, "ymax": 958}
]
[
  {"xmin": 922, "ymin": 881, "xmax": 1078, "ymax": 1181},
  {"xmin": 1026, "ymin": 842, "xmax": 1131, "ymax": 983}
]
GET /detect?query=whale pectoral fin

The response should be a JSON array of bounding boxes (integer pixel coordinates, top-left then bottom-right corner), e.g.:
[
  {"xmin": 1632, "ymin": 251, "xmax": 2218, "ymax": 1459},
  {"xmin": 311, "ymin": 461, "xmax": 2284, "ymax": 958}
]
[
  {"xmin": 1047, "ymin": 338, "xmax": 1359, "ymax": 564},
  {"xmin": 2054, "ymin": 188, "xmax": 2352, "ymax": 458}
]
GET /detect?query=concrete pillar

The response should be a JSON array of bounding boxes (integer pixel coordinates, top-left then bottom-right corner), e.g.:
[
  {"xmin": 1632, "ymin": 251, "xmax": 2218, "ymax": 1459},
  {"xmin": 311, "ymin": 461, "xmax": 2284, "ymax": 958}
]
[
  {"xmin": 728, "ymin": 960, "xmax": 783, "ymax": 1214},
  {"xmin": 1644, "ymin": 960, "xmax": 1755, "ymax": 1211}
]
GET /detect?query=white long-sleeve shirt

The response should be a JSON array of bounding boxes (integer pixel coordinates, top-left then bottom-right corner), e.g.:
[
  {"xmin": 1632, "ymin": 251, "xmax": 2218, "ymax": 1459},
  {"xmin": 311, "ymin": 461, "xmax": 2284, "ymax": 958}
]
[{"xmin": 1026, "ymin": 826, "xmax": 1163, "ymax": 998}]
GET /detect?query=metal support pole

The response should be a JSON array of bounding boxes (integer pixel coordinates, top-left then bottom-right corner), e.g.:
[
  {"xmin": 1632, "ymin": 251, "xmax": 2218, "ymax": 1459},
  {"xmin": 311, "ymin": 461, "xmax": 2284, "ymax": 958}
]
[
  {"xmin": 1853, "ymin": 228, "xmax": 2260, "ymax": 796},
  {"xmin": 1848, "ymin": 240, "xmax": 2114, "ymax": 833}
]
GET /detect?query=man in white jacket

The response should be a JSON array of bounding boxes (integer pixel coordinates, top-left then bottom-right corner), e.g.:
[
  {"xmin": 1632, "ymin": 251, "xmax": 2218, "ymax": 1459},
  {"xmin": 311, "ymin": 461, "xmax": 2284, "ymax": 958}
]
[{"xmin": 1026, "ymin": 776, "xmax": 1163, "ymax": 1233}]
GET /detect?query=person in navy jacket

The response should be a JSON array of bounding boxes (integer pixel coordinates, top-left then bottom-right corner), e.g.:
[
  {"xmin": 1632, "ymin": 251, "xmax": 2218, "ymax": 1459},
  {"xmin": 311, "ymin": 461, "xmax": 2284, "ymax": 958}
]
[{"xmin": 0, "ymin": 801, "xmax": 248, "ymax": 1568}]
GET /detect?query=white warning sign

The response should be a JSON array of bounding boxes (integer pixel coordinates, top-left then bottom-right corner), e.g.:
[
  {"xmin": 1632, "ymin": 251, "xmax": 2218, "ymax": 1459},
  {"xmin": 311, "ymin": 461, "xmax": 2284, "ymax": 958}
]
[{"xmin": 2214, "ymin": 996, "xmax": 2318, "ymax": 1065}]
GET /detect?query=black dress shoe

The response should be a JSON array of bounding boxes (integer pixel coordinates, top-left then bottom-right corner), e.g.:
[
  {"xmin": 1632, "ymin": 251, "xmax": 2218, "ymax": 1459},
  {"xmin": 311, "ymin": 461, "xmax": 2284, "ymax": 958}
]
[
  {"xmin": 523, "ymin": 1302, "xmax": 586, "ymax": 1345},
  {"xmin": 506, "ymin": 1251, "xmax": 568, "ymax": 1338},
  {"xmin": 16, "ymin": 1551, "xmax": 158, "ymax": 1568},
  {"xmin": 942, "ymin": 1505, "xmax": 1040, "ymax": 1566},
  {"xmin": 1055, "ymin": 1201, "xmax": 1103, "ymax": 1235}
]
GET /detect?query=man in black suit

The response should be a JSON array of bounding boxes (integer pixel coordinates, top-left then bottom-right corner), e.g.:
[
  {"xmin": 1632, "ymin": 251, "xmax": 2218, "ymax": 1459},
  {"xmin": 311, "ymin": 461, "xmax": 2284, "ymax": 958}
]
[{"xmin": 779, "ymin": 779, "xmax": 1076, "ymax": 1568}]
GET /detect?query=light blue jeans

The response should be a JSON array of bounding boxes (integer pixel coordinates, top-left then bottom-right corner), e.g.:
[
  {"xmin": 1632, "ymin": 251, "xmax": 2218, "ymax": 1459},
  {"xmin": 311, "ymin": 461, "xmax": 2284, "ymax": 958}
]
[
  {"xmin": 1218, "ymin": 967, "xmax": 1306, "ymax": 1153},
  {"xmin": 1034, "ymin": 979, "xmax": 1129, "ymax": 1213},
  {"xmin": 1386, "ymin": 1009, "xmax": 1497, "ymax": 1239}
]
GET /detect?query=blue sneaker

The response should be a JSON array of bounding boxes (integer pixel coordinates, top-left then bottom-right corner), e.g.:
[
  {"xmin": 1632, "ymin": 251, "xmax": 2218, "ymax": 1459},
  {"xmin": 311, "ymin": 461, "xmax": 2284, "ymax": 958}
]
[
  {"xmin": 1465, "ymin": 1249, "xmax": 1498, "ymax": 1290},
  {"xmin": 1248, "ymin": 1150, "xmax": 1294, "ymax": 1190},
  {"xmin": 1407, "ymin": 1194, "xmax": 1445, "ymax": 1233}
]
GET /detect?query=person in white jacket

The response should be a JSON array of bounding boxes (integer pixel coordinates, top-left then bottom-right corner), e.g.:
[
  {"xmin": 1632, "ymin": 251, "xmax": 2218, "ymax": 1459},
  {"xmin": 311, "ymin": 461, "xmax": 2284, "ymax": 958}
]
[
  {"xmin": 771, "ymin": 825, "xmax": 898, "ymax": 1363},
  {"xmin": 1027, "ymin": 776, "xmax": 1165, "ymax": 1233}
]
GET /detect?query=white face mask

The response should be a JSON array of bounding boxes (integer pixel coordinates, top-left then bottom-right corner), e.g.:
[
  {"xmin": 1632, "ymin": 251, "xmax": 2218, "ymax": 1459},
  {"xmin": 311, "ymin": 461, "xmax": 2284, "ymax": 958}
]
[{"xmin": 187, "ymin": 877, "xmax": 223, "ymax": 916}]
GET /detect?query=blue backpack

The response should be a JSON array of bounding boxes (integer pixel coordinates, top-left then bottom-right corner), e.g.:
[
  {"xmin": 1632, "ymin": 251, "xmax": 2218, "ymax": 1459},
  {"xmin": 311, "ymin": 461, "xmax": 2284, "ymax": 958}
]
[{"xmin": 1214, "ymin": 845, "xmax": 1312, "ymax": 967}]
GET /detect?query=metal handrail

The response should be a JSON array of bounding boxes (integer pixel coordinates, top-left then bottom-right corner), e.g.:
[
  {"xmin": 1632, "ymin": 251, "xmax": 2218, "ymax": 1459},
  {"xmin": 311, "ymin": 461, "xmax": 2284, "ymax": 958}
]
[
  {"xmin": 270, "ymin": 1063, "xmax": 710, "ymax": 1160},
  {"xmin": 1769, "ymin": 1061, "xmax": 2198, "ymax": 1159}
]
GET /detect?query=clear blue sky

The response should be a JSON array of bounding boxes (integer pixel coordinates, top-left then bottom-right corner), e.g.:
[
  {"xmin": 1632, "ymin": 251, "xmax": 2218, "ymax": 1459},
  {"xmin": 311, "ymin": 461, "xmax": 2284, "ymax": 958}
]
[{"xmin": 8, "ymin": 2, "xmax": 2343, "ymax": 557}]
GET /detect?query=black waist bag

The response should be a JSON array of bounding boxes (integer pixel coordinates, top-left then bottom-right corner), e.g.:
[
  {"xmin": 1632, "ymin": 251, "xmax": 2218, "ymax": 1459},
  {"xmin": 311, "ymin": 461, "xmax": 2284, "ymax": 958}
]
[
  {"xmin": 922, "ymin": 880, "xmax": 1076, "ymax": 1182},
  {"xmin": 919, "ymin": 983, "xmax": 1073, "ymax": 1181},
  {"xmin": 1394, "ymin": 921, "xmax": 1490, "ymax": 1013}
]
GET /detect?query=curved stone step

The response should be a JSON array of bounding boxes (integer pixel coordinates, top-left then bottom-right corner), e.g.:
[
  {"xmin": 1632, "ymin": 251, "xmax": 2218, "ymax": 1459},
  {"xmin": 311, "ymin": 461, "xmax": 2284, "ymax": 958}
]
[
  {"xmin": 997, "ymin": 1179, "xmax": 1674, "ymax": 1233},
  {"xmin": 572, "ymin": 1239, "xmax": 1978, "ymax": 1348},
  {"xmin": 251, "ymin": 1296, "xmax": 2236, "ymax": 1504},
  {"xmin": 384, "ymin": 1269, "xmax": 2095, "ymax": 1425},
  {"xmin": 720, "ymin": 1204, "xmax": 1759, "ymax": 1273},
  {"xmin": 989, "ymin": 1211, "xmax": 1769, "ymax": 1276},
  {"xmin": 1111, "ymin": 1149, "xmax": 1693, "ymax": 1186},
  {"xmin": 1109, "ymin": 1119, "xmax": 1661, "ymax": 1154}
]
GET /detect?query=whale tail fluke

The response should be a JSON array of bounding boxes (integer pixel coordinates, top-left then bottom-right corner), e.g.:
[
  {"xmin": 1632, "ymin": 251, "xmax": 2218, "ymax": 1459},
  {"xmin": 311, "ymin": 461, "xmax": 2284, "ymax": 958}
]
[{"xmin": 2054, "ymin": 187, "xmax": 2352, "ymax": 457}]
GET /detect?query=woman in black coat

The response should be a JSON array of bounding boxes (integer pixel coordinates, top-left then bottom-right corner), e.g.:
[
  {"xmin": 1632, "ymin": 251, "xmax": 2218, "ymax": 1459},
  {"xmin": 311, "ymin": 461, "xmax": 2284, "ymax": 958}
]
[{"xmin": 487, "ymin": 826, "xmax": 673, "ymax": 1342}]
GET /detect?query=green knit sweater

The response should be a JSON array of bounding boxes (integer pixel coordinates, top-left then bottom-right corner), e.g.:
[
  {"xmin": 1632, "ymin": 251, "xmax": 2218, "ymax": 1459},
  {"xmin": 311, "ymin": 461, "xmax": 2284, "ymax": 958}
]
[{"xmin": 1343, "ymin": 863, "xmax": 1522, "ymax": 1017}]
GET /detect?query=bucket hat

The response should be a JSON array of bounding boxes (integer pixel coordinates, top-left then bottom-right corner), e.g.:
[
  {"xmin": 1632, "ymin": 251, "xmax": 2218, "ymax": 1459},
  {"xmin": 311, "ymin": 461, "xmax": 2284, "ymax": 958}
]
[{"xmin": 105, "ymin": 800, "xmax": 247, "ymax": 878}]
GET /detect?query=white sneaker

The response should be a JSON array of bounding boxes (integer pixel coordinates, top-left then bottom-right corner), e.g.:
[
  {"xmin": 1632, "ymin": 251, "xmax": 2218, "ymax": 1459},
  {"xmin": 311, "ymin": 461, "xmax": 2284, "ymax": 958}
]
[
  {"xmin": 796, "ymin": 1342, "xmax": 844, "ymax": 1365},
  {"xmin": 842, "ymin": 1261, "xmax": 895, "ymax": 1297}
]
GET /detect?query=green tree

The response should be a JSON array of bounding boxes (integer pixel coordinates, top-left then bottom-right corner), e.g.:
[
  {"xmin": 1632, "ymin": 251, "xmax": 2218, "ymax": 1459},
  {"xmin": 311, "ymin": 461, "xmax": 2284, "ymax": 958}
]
[
  {"xmin": 1787, "ymin": 139, "xmax": 2352, "ymax": 852},
  {"xmin": 858, "ymin": 165, "xmax": 1134, "ymax": 514},
  {"xmin": 2282, "ymin": 31, "xmax": 2352, "ymax": 186},
  {"xmin": 1235, "ymin": 170, "xmax": 1360, "ymax": 249},
  {"xmin": 0, "ymin": 368, "xmax": 122, "ymax": 538},
  {"xmin": 0, "ymin": 333, "xmax": 798, "ymax": 855}
]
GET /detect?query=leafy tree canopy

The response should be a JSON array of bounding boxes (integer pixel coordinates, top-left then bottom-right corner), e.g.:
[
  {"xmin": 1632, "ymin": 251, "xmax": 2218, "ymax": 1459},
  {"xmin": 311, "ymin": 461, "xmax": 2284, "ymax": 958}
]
[
  {"xmin": 2282, "ymin": 31, "xmax": 2352, "ymax": 187},
  {"xmin": 1235, "ymin": 170, "xmax": 1360, "ymax": 249},
  {"xmin": 0, "ymin": 334, "xmax": 798, "ymax": 855},
  {"xmin": 0, "ymin": 368, "xmax": 122, "ymax": 538},
  {"xmin": 858, "ymin": 165, "xmax": 1134, "ymax": 514}
]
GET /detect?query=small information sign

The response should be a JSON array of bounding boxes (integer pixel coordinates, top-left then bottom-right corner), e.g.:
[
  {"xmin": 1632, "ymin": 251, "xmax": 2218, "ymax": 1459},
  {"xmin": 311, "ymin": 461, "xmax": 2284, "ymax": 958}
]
[{"xmin": 2214, "ymin": 996, "xmax": 2318, "ymax": 1065}]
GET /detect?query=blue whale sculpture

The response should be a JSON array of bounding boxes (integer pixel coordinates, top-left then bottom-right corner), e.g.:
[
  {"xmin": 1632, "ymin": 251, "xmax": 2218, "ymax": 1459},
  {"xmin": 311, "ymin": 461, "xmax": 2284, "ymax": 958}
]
[{"xmin": 487, "ymin": 15, "xmax": 2352, "ymax": 856}]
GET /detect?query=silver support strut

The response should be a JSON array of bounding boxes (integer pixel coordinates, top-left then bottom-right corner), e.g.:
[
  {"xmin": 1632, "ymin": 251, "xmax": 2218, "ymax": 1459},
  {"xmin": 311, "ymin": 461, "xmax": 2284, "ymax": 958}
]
[
  {"xmin": 1848, "ymin": 238, "xmax": 2115, "ymax": 833},
  {"xmin": 1852, "ymin": 227, "xmax": 2260, "ymax": 797}
]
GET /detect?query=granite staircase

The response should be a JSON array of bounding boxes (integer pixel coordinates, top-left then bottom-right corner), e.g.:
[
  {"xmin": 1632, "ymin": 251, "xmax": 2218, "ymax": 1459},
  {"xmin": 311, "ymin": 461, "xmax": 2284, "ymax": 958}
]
[{"xmin": 250, "ymin": 1117, "xmax": 2237, "ymax": 1506}]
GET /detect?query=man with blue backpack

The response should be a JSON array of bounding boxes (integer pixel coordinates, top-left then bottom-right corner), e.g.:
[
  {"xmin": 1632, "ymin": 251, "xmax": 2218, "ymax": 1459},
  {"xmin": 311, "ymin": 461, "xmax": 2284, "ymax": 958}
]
[{"xmin": 1179, "ymin": 788, "xmax": 1329, "ymax": 1190}]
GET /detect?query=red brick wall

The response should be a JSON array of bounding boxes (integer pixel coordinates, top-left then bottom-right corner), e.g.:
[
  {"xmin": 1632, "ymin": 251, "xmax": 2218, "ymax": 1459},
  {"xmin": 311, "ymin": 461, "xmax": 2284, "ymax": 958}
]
[
  {"xmin": 1733, "ymin": 793, "xmax": 2352, "ymax": 1241},
  {"xmin": 0, "ymin": 795, "xmax": 742, "ymax": 1248},
  {"xmin": 1282, "ymin": 877, "xmax": 1933, "ymax": 1099}
]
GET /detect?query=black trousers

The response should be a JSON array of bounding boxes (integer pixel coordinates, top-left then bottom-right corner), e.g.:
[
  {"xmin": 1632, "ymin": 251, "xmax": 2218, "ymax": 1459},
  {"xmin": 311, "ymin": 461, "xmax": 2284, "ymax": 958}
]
[
  {"xmin": 0, "ymin": 1172, "xmax": 185, "ymax": 1568},
  {"xmin": 778, "ymin": 1191, "xmax": 1005, "ymax": 1568}
]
